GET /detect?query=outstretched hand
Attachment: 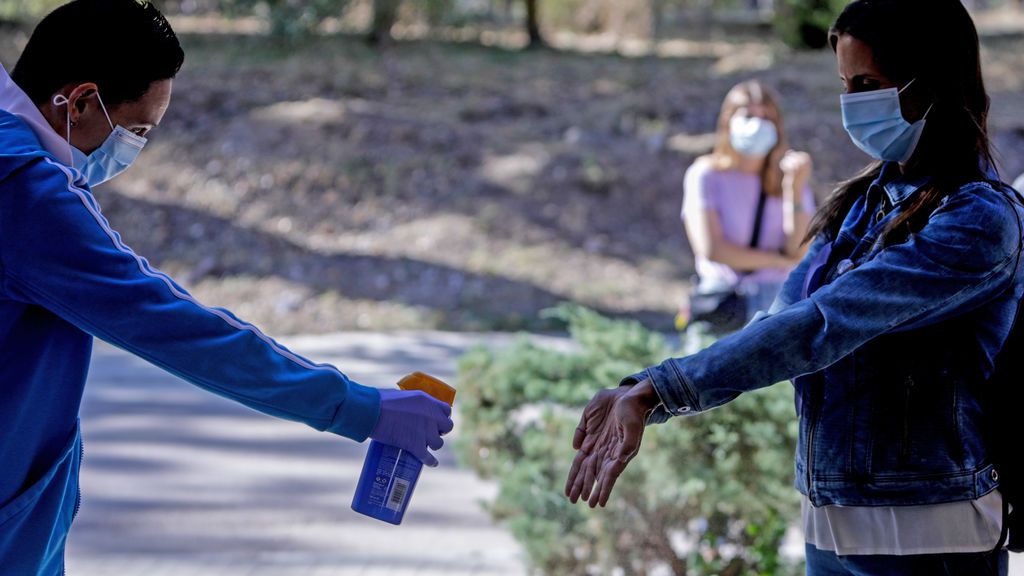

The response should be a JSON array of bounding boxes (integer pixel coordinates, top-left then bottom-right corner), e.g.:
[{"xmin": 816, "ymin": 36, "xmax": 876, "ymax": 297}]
[{"xmin": 565, "ymin": 379, "xmax": 661, "ymax": 508}]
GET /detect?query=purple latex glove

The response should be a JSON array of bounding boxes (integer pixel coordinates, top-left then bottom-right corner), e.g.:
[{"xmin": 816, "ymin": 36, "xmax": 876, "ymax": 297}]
[{"xmin": 370, "ymin": 389, "xmax": 454, "ymax": 467}]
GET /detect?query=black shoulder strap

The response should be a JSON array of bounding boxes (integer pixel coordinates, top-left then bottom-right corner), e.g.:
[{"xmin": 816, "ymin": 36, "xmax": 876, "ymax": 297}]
[
  {"xmin": 991, "ymin": 182, "xmax": 1024, "ymax": 552},
  {"xmin": 994, "ymin": 284, "xmax": 1024, "ymax": 552},
  {"xmin": 749, "ymin": 186, "xmax": 768, "ymax": 249}
]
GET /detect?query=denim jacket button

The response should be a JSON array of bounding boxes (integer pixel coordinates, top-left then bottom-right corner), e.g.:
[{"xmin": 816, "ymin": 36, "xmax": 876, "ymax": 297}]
[
  {"xmin": 836, "ymin": 259, "xmax": 855, "ymax": 275},
  {"xmin": 991, "ymin": 468, "xmax": 1000, "ymax": 482},
  {"xmin": 675, "ymin": 406, "xmax": 691, "ymax": 415}
]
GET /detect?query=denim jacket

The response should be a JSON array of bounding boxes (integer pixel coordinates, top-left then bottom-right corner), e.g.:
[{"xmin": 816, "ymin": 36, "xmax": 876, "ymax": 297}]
[{"xmin": 630, "ymin": 162, "xmax": 1024, "ymax": 507}]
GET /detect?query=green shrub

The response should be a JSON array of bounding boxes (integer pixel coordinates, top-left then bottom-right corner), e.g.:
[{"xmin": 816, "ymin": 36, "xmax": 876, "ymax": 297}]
[
  {"xmin": 221, "ymin": 0, "xmax": 348, "ymax": 38},
  {"xmin": 456, "ymin": 305, "xmax": 802, "ymax": 576},
  {"xmin": 0, "ymin": 0, "xmax": 64, "ymax": 23},
  {"xmin": 773, "ymin": 0, "xmax": 847, "ymax": 49}
]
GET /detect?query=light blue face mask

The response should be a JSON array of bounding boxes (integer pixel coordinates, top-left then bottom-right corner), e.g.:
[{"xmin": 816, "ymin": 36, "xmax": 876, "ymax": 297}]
[
  {"xmin": 52, "ymin": 91, "xmax": 147, "ymax": 187},
  {"xmin": 840, "ymin": 79, "xmax": 932, "ymax": 164},
  {"xmin": 729, "ymin": 115, "xmax": 778, "ymax": 157}
]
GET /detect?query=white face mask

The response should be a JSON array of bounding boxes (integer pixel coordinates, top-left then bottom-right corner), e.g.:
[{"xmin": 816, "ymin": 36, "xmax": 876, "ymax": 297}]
[
  {"xmin": 729, "ymin": 115, "xmax": 778, "ymax": 157},
  {"xmin": 52, "ymin": 90, "xmax": 147, "ymax": 187},
  {"xmin": 840, "ymin": 78, "xmax": 933, "ymax": 164}
]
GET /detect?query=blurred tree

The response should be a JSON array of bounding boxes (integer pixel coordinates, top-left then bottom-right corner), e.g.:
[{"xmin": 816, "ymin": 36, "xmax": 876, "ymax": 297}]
[
  {"xmin": 525, "ymin": 0, "xmax": 543, "ymax": 47},
  {"xmin": 191, "ymin": 0, "xmax": 859, "ymax": 49},
  {"xmin": 0, "ymin": 0, "xmax": 63, "ymax": 23},
  {"xmin": 774, "ymin": 0, "xmax": 846, "ymax": 49},
  {"xmin": 367, "ymin": 0, "xmax": 399, "ymax": 45},
  {"xmin": 424, "ymin": 0, "xmax": 454, "ymax": 27},
  {"xmin": 222, "ymin": 0, "xmax": 347, "ymax": 38}
]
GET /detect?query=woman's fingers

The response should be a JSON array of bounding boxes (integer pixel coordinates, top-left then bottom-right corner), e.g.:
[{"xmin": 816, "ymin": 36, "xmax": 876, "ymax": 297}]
[
  {"xmin": 572, "ymin": 411, "xmax": 589, "ymax": 451},
  {"xmin": 571, "ymin": 393, "xmax": 649, "ymax": 507},
  {"xmin": 567, "ymin": 408, "xmax": 595, "ymax": 499},
  {"xmin": 565, "ymin": 449, "xmax": 587, "ymax": 499},
  {"xmin": 579, "ymin": 451, "xmax": 600, "ymax": 502},
  {"xmin": 569, "ymin": 455, "xmax": 591, "ymax": 503},
  {"xmin": 781, "ymin": 150, "xmax": 812, "ymax": 177},
  {"xmin": 591, "ymin": 455, "xmax": 630, "ymax": 508},
  {"xmin": 616, "ymin": 417, "xmax": 643, "ymax": 462},
  {"xmin": 568, "ymin": 387, "xmax": 639, "ymax": 505}
]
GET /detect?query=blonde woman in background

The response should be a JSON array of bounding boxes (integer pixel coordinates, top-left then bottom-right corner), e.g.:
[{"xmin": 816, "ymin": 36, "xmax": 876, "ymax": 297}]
[{"xmin": 681, "ymin": 80, "xmax": 816, "ymax": 331}]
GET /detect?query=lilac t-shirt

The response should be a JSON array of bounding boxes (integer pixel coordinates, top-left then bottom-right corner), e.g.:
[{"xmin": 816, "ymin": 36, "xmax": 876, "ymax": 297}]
[{"xmin": 683, "ymin": 160, "xmax": 816, "ymax": 291}]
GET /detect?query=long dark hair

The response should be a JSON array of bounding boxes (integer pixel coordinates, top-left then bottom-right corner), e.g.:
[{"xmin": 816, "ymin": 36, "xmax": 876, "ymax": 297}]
[{"xmin": 806, "ymin": 0, "xmax": 997, "ymax": 243}]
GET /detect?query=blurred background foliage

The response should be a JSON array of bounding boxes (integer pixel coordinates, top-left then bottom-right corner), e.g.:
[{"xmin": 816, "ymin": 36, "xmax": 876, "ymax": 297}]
[
  {"xmin": 202, "ymin": 0, "xmax": 845, "ymax": 48},
  {"xmin": 4, "ymin": 0, "xmax": 983, "ymax": 48},
  {"xmin": 456, "ymin": 306, "xmax": 802, "ymax": 575},
  {"xmin": 0, "ymin": 0, "xmax": 63, "ymax": 20}
]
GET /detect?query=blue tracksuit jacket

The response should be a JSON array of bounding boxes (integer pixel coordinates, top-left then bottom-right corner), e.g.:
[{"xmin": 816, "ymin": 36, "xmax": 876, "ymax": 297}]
[{"xmin": 0, "ymin": 93, "xmax": 381, "ymax": 574}]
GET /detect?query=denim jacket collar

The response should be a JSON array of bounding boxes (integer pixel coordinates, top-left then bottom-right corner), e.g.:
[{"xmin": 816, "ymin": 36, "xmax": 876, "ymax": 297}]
[
  {"xmin": 879, "ymin": 158, "xmax": 1004, "ymax": 207},
  {"xmin": 878, "ymin": 161, "xmax": 932, "ymax": 206}
]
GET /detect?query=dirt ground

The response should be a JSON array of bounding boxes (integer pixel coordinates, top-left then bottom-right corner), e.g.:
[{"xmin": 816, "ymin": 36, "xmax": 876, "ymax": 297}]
[{"xmin": 2, "ymin": 12, "xmax": 1024, "ymax": 333}]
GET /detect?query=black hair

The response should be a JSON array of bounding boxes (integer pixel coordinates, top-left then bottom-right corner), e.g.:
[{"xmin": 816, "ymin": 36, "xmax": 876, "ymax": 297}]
[
  {"xmin": 12, "ymin": 0, "xmax": 184, "ymax": 107},
  {"xmin": 806, "ymin": 0, "xmax": 995, "ymax": 243}
]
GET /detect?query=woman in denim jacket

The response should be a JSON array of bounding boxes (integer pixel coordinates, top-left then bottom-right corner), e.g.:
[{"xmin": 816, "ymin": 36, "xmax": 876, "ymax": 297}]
[{"xmin": 567, "ymin": 1, "xmax": 1023, "ymax": 574}]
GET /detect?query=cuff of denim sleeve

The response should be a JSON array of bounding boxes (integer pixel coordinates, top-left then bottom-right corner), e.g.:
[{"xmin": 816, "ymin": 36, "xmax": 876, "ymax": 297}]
[
  {"xmin": 327, "ymin": 382, "xmax": 382, "ymax": 442},
  {"xmin": 645, "ymin": 406, "xmax": 672, "ymax": 425},
  {"xmin": 619, "ymin": 371, "xmax": 671, "ymax": 425},
  {"xmin": 619, "ymin": 371, "xmax": 648, "ymax": 387},
  {"xmin": 647, "ymin": 360, "xmax": 702, "ymax": 417}
]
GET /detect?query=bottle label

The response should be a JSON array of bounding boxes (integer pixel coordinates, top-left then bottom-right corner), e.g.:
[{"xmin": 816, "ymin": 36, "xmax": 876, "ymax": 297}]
[
  {"xmin": 386, "ymin": 477, "xmax": 410, "ymax": 512},
  {"xmin": 364, "ymin": 445, "xmax": 420, "ymax": 515}
]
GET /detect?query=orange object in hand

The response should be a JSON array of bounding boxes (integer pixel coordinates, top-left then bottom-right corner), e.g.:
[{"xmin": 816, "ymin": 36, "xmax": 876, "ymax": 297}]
[{"xmin": 398, "ymin": 371, "xmax": 456, "ymax": 406}]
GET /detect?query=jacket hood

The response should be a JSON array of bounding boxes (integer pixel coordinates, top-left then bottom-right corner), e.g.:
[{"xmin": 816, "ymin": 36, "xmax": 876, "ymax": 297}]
[{"xmin": 0, "ymin": 61, "xmax": 74, "ymax": 167}]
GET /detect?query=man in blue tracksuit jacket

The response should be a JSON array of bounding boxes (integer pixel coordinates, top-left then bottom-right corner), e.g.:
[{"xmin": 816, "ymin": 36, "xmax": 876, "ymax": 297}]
[{"xmin": 0, "ymin": 2, "xmax": 454, "ymax": 574}]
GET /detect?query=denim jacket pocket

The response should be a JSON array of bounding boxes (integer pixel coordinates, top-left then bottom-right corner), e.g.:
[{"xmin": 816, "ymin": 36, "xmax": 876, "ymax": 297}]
[{"xmin": 869, "ymin": 368, "xmax": 962, "ymax": 478}]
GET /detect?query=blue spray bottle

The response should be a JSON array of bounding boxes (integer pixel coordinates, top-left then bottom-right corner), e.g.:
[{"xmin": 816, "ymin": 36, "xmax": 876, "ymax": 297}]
[{"xmin": 351, "ymin": 372, "xmax": 456, "ymax": 525}]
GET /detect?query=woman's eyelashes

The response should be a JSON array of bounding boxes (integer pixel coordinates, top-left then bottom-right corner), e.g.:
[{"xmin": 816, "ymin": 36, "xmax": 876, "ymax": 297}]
[{"xmin": 843, "ymin": 76, "xmax": 885, "ymax": 94}]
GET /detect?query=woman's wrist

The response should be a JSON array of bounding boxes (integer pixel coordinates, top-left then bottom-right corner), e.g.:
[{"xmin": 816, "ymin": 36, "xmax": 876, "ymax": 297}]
[
  {"xmin": 783, "ymin": 179, "xmax": 804, "ymax": 197},
  {"xmin": 624, "ymin": 378, "xmax": 663, "ymax": 413}
]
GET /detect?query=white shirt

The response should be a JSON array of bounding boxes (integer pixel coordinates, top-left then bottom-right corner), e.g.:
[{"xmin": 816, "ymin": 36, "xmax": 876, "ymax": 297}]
[{"xmin": 803, "ymin": 491, "xmax": 1004, "ymax": 556}]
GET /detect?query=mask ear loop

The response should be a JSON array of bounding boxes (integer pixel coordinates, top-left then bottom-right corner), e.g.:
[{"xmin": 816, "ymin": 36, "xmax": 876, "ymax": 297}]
[
  {"xmin": 897, "ymin": 78, "xmax": 934, "ymax": 122},
  {"xmin": 50, "ymin": 94, "xmax": 75, "ymax": 166},
  {"xmin": 93, "ymin": 90, "xmax": 115, "ymax": 131}
]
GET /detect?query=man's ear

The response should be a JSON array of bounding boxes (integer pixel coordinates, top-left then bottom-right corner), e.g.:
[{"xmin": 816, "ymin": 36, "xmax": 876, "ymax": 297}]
[{"xmin": 63, "ymin": 83, "xmax": 99, "ymax": 125}]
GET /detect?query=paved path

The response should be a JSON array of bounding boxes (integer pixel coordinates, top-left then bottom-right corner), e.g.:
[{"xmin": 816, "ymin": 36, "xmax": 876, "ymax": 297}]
[
  {"xmin": 68, "ymin": 331, "xmax": 1024, "ymax": 575},
  {"xmin": 68, "ymin": 332, "xmax": 549, "ymax": 576}
]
